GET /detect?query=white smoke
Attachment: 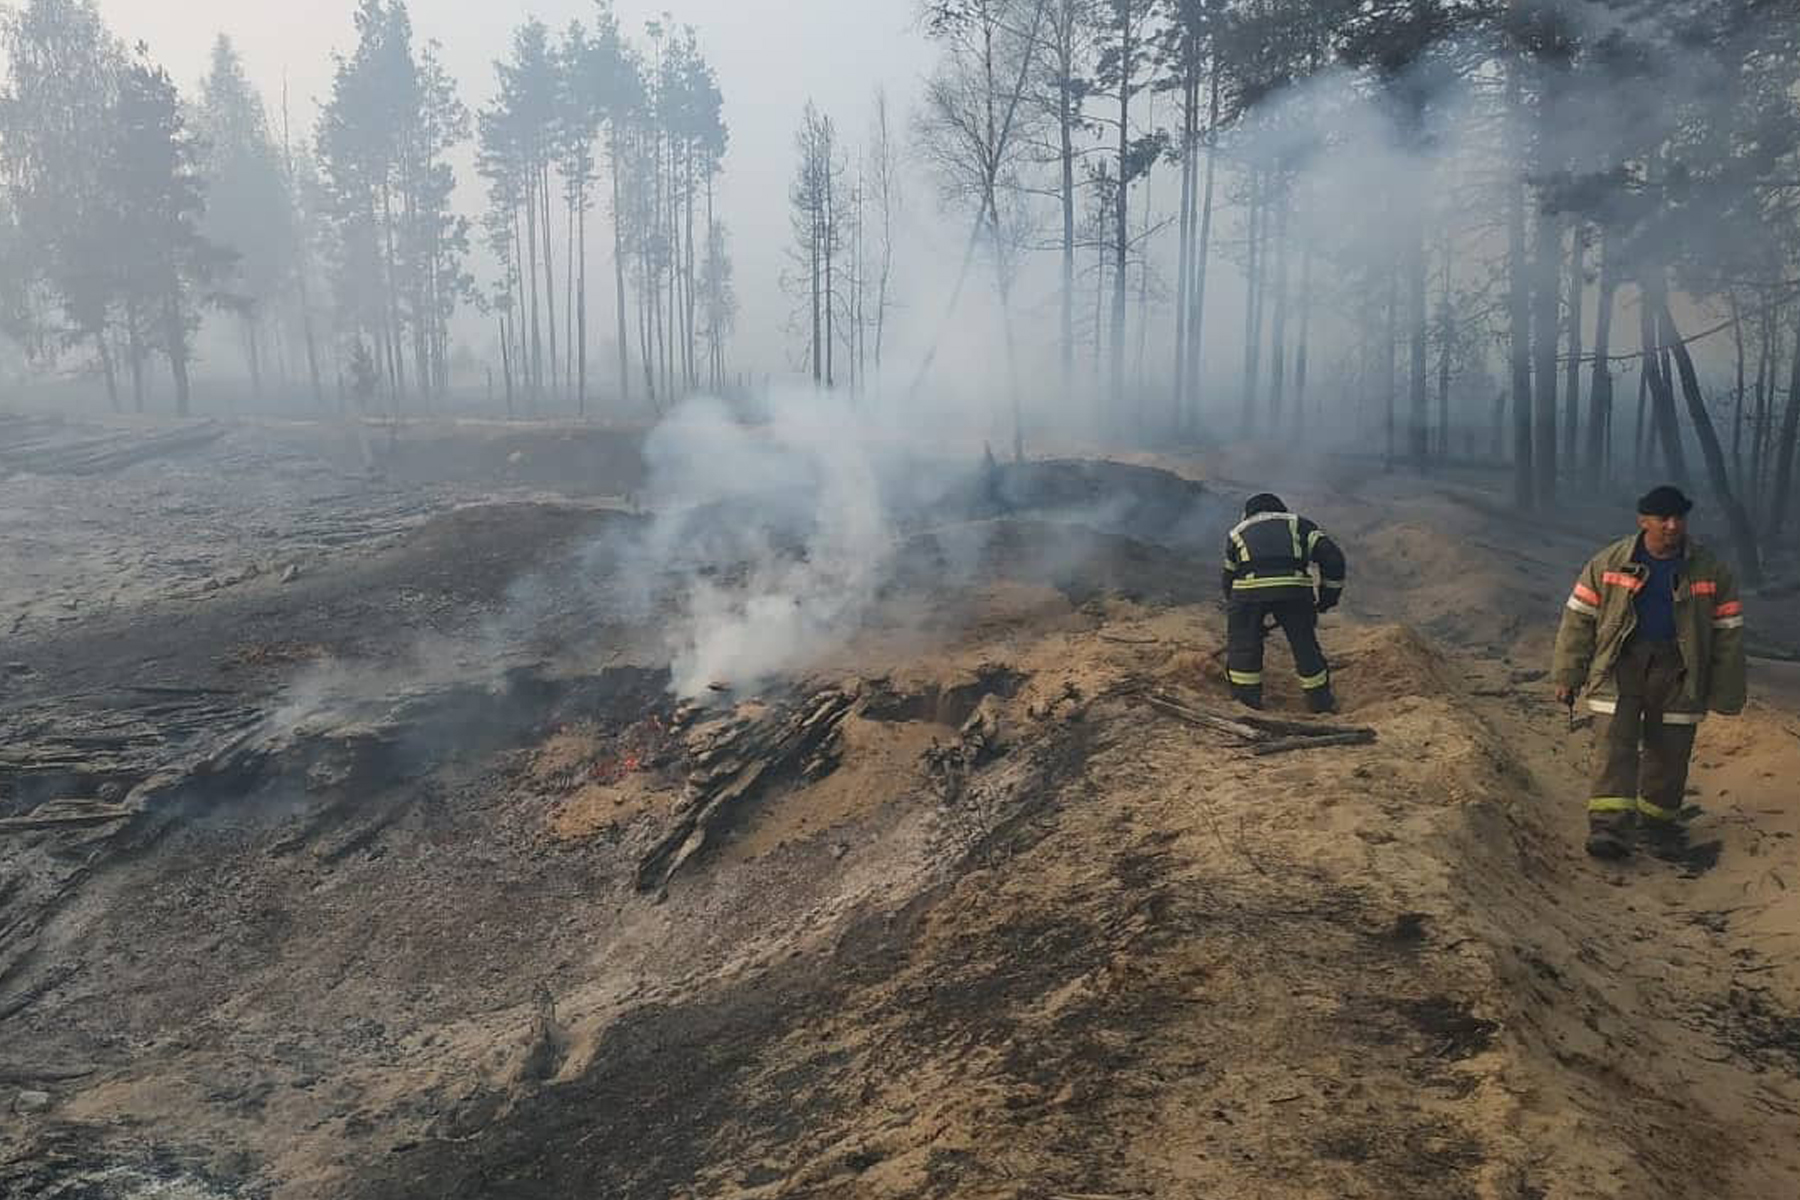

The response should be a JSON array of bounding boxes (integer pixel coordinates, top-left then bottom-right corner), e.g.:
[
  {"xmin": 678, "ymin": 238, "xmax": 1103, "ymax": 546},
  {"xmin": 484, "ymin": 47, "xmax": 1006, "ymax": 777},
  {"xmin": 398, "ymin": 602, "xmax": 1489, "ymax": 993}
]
[{"xmin": 638, "ymin": 389, "xmax": 894, "ymax": 699}]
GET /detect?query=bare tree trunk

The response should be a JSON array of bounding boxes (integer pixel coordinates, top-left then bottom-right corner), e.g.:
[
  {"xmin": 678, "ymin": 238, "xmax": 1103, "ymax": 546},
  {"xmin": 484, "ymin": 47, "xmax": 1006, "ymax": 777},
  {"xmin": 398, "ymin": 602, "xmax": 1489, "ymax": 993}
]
[
  {"xmin": 525, "ymin": 186, "xmax": 543, "ymax": 407},
  {"xmin": 1186, "ymin": 56, "xmax": 1220, "ymax": 434},
  {"xmin": 1241, "ymin": 170, "xmax": 1262, "ymax": 433},
  {"xmin": 1563, "ymin": 222, "xmax": 1584, "ymax": 468},
  {"xmin": 1660, "ymin": 300, "xmax": 1761, "ymax": 581},
  {"xmin": 1531, "ymin": 206, "xmax": 1561, "ymax": 505},
  {"xmin": 1752, "ymin": 299, "xmax": 1773, "ymax": 507},
  {"xmin": 1639, "ymin": 274, "xmax": 1690, "ymax": 488},
  {"xmin": 164, "ymin": 293, "xmax": 192, "ymax": 419},
  {"xmin": 1770, "ymin": 304, "xmax": 1800, "ymax": 541},
  {"xmin": 1294, "ymin": 236, "xmax": 1312, "ymax": 433},
  {"xmin": 566, "ymin": 190, "xmax": 576, "ymax": 405},
  {"xmin": 1505, "ymin": 66, "xmax": 1533, "ymax": 508},
  {"xmin": 1585, "ymin": 225, "xmax": 1617, "ymax": 484},
  {"xmin": 1436, "ymin": 234, "xmax": 1453, "ymax": 458},
  {"xmin": 1407, "ymin": 221, "xmax": 1429, "ymax": 466},
  {"xmin": 610, "ymin": 137, "xmax": 632, "ymax": 408},
  {"xmin": 578, "ymin": 191, "xmax": 588, "ymax": 418},
  {"xmin": 500, "ymin": 313, "xmax": 514, "ymax": 419},
  {"xmin": 124, "ymin": 308, "xmax": 145, "ymax": 414},
  {"xmin": 1733, "ymin": 294, "xmax": 1750, "ymax": 491},
  {"xmin": 1172, "ymin": 54, "xmax": 1196, "ymax": 423},
  {"xmin": 1269, "ymin": 182, "xmax": 1289, "ymax": 425},
  {"xmin": 541, "ymin": 164, "xmax": 560, "ymax": 404},
  {"xmin": 1383, "ymin": 267, "xmax": 1397, "ymax": 468}
]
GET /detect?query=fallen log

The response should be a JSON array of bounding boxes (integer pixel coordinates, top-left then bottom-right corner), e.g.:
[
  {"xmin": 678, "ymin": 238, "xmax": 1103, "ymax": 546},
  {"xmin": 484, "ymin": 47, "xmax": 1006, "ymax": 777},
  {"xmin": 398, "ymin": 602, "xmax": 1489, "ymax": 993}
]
[
  {"xmin": 1250, "ymin": 731, "xmax": 1378, "ymax": 756},
  {"xmin": 1140, "ymin": 691, "xmax": 1377, "ymax": 753},
  {"xmin": 0, "ymin": 802, "xmax": 134, "ymax": 832},
  {"xmin": 1139, "ymin": 693, "xmax": 1264, "ymax": 741}
]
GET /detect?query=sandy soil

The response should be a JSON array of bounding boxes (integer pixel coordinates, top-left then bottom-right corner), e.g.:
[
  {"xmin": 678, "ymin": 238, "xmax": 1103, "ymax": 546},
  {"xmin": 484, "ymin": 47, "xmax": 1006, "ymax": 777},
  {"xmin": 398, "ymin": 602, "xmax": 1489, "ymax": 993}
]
[{"xmin": 2, "ymin": 418, "xmax": 1797, "ymax": 1199}]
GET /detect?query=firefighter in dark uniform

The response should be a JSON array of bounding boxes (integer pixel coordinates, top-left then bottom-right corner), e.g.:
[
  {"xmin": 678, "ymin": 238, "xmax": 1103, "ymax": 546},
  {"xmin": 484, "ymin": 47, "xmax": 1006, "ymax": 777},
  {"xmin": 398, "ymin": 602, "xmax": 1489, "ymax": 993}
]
[{"xmin": 1222, "ymin": 493, "xmax": 1347, "ymax": 713}]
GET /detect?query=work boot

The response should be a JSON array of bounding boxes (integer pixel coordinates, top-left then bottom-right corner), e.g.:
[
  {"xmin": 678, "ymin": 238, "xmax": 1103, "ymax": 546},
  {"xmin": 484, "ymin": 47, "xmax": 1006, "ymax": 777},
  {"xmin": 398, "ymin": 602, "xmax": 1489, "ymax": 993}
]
[
  {"xmin": 1231, "ymin": 684, "xmax": 1265, "ymax": 711},
  {"xmin": 1305, "ymin": 685, "xmax": 1338, "ymax": 715},
  {"xmin": 1584, "ymin": 820, "xmax": 1633, "ymax": 861},
  {"xmin": 1640, "ymin": 818, "xmax": 1689, "ymax": 863}
]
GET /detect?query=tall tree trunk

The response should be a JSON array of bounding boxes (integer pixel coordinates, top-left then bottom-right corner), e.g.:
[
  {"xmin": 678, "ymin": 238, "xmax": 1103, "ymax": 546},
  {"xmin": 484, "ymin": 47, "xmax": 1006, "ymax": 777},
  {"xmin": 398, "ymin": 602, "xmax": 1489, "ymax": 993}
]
[
  {"xmin": 126, "ymin": 306, "xmax": 145, "ymax": 413},
  {"xmin": 1770, "ymin": 305, "xmax": 1800, "ymax": 541},
  {"xmin": 165, "ymin": 292, "xmax": 192, "ymax": 419},
  {"xmin": 1727, "ymin": 292, "xmax": 1746, "ymax": 486},
  {"xmin": 1638, "ymin": 274, "xmax": 1690, "ymax": 488},
  {"xmin": 1660, "ymin": 300, "xmax": 1762, "ymax": 581},
  {"xmin": 610, "ymin": 137, "xmax": 631, "ymax": 407},
  {"xmin": 811, "ymin": 193, "xmax": 823, "ymax": 385},
  {"xmin": 1752, "ymin": 301, "xmax": 1774, "ymax": 508},
  {"xmin": 1187, "ymin": 56, "xmax": 1220, "ymax": 435},
  {"xmin": 500, "ymin": 313, "xmax": 514, "ymax": 419},
  {"xmin": 1563, "ymin": 222, "xmax": 1584, "ymax": 468},
  {"xmin": 578, "ymin": 190, "xmax": 588, "ymax": 418},
  {"xmin": 1269, "ymin": 182, "xmax": 1289, "ymax": 425},
  {"xmin": 1436, "ymin": 235, "xmax": 1453, "ymax": 458},
  {"xmin": 1383, "ymin": 267, "xmax": 1398, "ymax": 468},
  {"xmin": 1585, "ymin": 226, "xmax": 1617, "ymax": 483},
  {"xmin": 566, "ymin": 190, "xmax": 576, "ymax": 405},
  {"xmin": 1110, "ymin": 1, "xmax": 1132, "ymax": 409},
  {"xmin": 1294, "ymin": 236, "xmax": 1312, "ymax": 433},
  {"xmin": 1505, "ymin": 67, "xmax": 1533, "ymax": 508},
  {"xmin": 541, "ymin": 164, "xmax": 560, "ymax": 403},
  {"xmin": 1407, "ymin": 221, "xmax": 1429, "ymax": 466},
  {"xmin": 1531, "ymin": 206, "xmax": 1561, "ymax": 505},
  {"xmin": 1172, "ymin": 53, "xmax": 1196, "ymax": 423},
  {"xmin": 524, "ymin": 186, "xmax": 543, "ymax": 407},
  {"xmin": 244, "ymin": 315, "xmax": 263, "ymax": 399},
  {"xmin": 1241, "ymin": 171, "xmax": 1262, "ymax": 433}
]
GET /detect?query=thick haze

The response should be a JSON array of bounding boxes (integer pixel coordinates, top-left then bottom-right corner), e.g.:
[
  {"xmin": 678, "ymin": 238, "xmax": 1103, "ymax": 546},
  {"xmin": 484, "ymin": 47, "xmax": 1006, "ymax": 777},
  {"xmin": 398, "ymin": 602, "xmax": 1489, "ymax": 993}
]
[{"xmin": 97, "ymin": 0, "xmax": 940, "ymax": 380}]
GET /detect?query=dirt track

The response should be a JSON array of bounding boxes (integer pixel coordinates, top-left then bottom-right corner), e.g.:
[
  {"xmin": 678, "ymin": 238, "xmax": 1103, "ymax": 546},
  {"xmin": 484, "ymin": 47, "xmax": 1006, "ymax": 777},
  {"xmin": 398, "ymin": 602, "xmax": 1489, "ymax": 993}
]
[{"xmin": 2, "ymin": 417, "xmax": 1798, "ymax": 1199}]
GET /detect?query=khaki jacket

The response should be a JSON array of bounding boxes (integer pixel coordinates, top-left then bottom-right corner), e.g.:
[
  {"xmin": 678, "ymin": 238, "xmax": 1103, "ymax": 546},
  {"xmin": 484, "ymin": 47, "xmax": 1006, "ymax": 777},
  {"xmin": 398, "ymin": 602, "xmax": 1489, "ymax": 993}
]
[{"xmin": 1551, "ymin": 534, "xmax": 1747, "ymax": 722}]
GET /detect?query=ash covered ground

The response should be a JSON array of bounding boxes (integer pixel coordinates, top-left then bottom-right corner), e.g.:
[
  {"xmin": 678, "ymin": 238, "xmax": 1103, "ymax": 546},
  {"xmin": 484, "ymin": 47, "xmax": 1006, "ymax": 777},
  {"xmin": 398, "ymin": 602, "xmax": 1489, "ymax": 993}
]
[{"xmin": 3, "ymin": 410, "xmax": 1800, "ymax": 1200}]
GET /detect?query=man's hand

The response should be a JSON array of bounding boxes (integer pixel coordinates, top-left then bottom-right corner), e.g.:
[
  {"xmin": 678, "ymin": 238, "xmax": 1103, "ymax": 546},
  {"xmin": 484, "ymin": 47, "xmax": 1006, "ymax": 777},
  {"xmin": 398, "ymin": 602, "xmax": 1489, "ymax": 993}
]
[
  {"xmin": 1315, "ymin": 593, "xmax": 1339, "ymax": 615},
  {"xmin": 1555, "ymin": 684, "xmax": 1574, "ymax": 706}
]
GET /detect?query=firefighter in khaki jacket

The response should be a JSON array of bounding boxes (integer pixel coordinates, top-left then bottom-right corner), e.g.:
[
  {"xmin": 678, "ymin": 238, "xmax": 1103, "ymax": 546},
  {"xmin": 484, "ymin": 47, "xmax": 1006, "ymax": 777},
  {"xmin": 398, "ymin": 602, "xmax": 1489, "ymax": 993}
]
[{"xmin": 1552, "ymin": 486, "xmax": 1748, "ymax": 860}]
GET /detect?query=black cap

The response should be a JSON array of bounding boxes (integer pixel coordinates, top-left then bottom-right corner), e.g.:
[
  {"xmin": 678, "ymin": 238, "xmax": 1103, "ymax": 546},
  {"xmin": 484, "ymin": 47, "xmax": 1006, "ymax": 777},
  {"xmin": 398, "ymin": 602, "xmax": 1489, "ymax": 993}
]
[
  {"xmin": 1244, "ymin": 492, "xmax": 1288, "ymax": 517},
  {"xmin": 1637, "ymin": 485, "xmax": 1693, "ymax": 518}
]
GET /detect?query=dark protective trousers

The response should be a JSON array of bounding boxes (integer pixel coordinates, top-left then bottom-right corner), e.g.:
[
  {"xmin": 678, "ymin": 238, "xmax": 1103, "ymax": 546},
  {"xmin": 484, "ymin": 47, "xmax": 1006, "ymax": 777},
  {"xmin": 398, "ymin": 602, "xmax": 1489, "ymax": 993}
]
[
  {"xmin": 1226, "ymin": 597, "xmax": 1331, "ymax": 706},
  {"xmin": 1588, "ymin": 639, "xmax": 1699, "ymax": 832}
]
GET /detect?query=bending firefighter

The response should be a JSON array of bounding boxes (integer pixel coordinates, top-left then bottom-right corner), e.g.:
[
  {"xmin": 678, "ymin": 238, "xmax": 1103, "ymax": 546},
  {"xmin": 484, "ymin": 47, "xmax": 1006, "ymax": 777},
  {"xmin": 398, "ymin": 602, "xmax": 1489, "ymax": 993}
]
[
  {"xmin": 1222, "ymin": 493, "xmax": 1347, "ymax": 714},
  {"xmin": 1551, "ymin": 486, "xmax": 1748, "ymax": 861}
]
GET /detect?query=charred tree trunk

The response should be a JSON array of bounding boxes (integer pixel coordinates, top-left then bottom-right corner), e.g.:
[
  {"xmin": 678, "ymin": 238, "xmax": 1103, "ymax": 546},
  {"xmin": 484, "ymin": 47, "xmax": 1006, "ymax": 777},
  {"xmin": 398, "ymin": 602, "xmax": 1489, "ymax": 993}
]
[
  {"xmin": 1505, "ymin": 67, "xmax": 1533, "ymax": 508},
  {"xmin": 1531, "ymin": 206, "xmax": 1561, "ymax": 506},
  {"xmin": 1383, "ymin": 267, "xmax": 1398, "ymax": 469},
  {"xmin": 610, "ymin": 136, "xmax": 632, "ymax": 408},
  {"xmin": 1407, "ymin": 221, "xmax": 1429, "ymax": 467},
  {"xmin": 1172, "ymin": 56, "xmax": 1197, "ymax": 426},
  {"xmin": 1242, "ymin": 172, "xmax": 1263, "ymax": 434},
  {"xmin": 1659, "ymin": 301, "xmax": 1761, "ymax": 582},
  {"xmin": 1563, "ymin": 223, "xmax": 1584, "ymax": 468},
  {"xmin": 1268, "ymin": 182, "xmax": 1289, "ymax": 424},
  {"xmin": 1436, "ymin": 235, "xmax": 1453, "ymax": 458},
  {"xmin": 1638, "ymin": 276, "xmax": 1689, "ymax": 489},
  {"xmin": 1770, "ymin": 306, "xmax": 1800, "ymax": 541},
  {"xmin": 1585, "ymin": 226, "xmax": 1617, "ymax": 484},
  {"xmin": 500, "ymin": 314, "xmax": 514, "ymax": 418},
  {"xmin": 525, "ymin": 185, "xmax": 544, "ymax": 407},
  {"xmin": 1186, "ymin": 58, "xmax": 1221, "ymax": 433}
]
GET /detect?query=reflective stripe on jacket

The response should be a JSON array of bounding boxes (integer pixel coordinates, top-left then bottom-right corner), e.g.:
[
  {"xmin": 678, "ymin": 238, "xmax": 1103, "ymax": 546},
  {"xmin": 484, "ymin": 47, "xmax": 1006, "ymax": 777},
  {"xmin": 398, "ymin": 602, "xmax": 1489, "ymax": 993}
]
[
  {"xmin": 1221, "ymin": 511, "xmax": 1347, "ymax": 602},
  {"xmin": 1551, "ymin": 534, "xmax": 1747, "ymax": 721}
]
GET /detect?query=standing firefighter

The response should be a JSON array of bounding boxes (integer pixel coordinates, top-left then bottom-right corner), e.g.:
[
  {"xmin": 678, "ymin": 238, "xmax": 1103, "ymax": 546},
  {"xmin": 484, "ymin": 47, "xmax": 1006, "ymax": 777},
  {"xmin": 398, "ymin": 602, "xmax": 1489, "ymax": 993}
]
[
  {"xmin": 1552, "ymin": 486, "xmax": 1748, "ymax": 860},
  {"xmin": 1223, "ymin": 493, "xmax": 1347, "ymax": 713}
]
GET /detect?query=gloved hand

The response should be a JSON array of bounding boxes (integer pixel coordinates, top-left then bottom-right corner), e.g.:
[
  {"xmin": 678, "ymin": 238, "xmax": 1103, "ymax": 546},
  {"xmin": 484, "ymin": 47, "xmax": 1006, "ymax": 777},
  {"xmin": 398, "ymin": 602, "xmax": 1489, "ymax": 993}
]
[{"xmin": 1315, "ymin": 592, "xmax": 1339, "ymax": 614}]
